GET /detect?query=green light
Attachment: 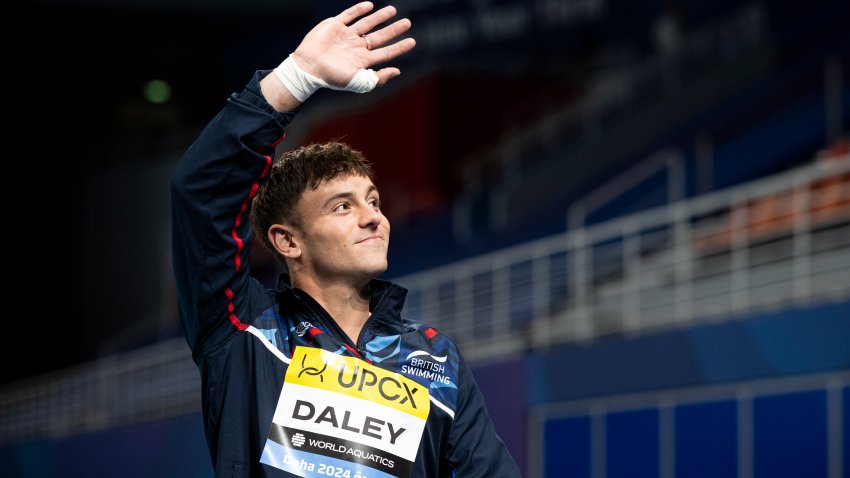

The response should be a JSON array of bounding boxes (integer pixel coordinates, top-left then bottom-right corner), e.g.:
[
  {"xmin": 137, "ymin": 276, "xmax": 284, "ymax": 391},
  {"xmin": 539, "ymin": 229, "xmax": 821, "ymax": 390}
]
[{"xmin": 144, "ymin": 79, "xmax": 171, "ymax": 104}]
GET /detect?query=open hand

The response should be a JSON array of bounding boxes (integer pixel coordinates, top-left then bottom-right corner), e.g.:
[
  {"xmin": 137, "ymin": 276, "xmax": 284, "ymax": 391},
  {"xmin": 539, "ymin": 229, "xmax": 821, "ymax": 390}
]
[{"xmin": 292, "ymin": 2, "xmax": 416, "ymax": 88}]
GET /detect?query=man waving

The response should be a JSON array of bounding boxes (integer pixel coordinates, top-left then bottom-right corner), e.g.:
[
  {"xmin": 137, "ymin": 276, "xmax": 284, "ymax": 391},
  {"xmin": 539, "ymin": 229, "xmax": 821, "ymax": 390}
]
[{"xmin": 171, "ymin": 3, "xmax": 522, "ymax": 477}]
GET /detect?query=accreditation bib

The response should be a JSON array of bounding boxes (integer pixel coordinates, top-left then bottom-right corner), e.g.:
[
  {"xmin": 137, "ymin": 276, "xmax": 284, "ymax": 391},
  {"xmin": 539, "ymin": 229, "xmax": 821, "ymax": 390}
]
[{"xmin": 261, "ymin": 346, "xmax": 430, "ymax": 478}]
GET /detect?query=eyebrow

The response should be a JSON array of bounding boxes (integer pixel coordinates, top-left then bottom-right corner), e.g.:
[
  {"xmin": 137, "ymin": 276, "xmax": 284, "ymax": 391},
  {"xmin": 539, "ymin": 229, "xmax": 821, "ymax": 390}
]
[{"xmin": 322, "ymin": 185, "xmax": 378, "ymax": 210}]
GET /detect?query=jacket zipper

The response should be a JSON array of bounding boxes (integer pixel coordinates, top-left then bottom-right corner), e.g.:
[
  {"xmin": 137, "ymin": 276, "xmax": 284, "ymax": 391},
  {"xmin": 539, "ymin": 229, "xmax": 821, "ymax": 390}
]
[{"xmin": 298, "ymin": 291, "xmax": 372, "ymax": 358}]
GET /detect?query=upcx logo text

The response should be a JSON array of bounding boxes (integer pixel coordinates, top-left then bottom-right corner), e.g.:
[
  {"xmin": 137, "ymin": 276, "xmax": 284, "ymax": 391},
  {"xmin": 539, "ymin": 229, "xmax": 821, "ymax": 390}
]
[{"xmin": 335, "ymin": 363, "xmax": 421, "ymax": 409}]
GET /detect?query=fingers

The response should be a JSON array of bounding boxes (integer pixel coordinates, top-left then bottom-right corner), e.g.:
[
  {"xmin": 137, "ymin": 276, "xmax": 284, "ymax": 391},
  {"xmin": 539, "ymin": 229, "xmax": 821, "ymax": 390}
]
[
  {"xmin": 375, "ymin": 68, "xmax": 401, "ymax": 87},
  {"xmin": 336, "ymin": 1, "xmax": 375, "ymax": 25},
  {"xmin": 363, "ymin": 17, "xmax": 411, "ymax": 49},
  {"xmin": 349, "ymin": 5, "xmax": 397, "ymax": 35},
  {"xmin": 368, "ymin": 37, "xmax": 417, "ymax": 65},
  {"xmin": 330, "ymin": 3, "xmax": 416, "ymax": 89}
]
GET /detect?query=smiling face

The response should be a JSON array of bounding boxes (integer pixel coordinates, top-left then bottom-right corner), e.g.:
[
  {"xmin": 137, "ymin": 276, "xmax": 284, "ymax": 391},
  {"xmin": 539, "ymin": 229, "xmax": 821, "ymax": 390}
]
[{"xmin": 283, "ymin": 173, "xmax": 390, "ymax": 286}]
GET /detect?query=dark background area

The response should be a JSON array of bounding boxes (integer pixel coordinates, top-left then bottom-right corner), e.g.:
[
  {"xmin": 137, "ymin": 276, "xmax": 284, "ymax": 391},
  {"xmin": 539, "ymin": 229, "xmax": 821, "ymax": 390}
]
[{"xmin": 14, "ymin": 2, "xmax": 316, "ymax": 384}]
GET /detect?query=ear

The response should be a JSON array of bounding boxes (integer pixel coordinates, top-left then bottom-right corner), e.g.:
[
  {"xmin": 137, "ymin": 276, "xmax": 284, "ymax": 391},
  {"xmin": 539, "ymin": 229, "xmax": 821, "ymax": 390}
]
[{"xmin": 268, "ymin": 224, "xmax": 301, "ymax": 259}]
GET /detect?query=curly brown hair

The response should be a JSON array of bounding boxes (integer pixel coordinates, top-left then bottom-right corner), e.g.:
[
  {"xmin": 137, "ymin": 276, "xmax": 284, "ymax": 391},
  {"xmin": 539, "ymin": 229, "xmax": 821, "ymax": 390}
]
[{"xmin": 250, "ymin": 141, "xmax": 375, "ymax": 262}]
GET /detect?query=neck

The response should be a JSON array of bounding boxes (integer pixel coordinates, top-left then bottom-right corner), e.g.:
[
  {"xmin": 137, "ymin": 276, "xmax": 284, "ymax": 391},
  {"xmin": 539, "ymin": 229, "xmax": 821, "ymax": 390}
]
[{"xmin": 292, "ymin": 274, "xmax": 371, "ymax": 344}]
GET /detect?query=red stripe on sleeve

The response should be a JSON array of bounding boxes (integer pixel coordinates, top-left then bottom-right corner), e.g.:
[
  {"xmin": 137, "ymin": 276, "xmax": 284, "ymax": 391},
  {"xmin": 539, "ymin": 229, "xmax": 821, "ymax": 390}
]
[{"xmin": 224, "ymin": 151, "xmax": 275, "ymax": 331}]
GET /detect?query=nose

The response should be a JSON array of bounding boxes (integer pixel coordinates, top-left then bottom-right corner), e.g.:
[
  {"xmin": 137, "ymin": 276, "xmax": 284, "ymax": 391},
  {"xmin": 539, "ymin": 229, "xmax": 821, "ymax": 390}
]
[{"xmin": 359, "ymin": 202, "xmax": 383, "ymax": 229}]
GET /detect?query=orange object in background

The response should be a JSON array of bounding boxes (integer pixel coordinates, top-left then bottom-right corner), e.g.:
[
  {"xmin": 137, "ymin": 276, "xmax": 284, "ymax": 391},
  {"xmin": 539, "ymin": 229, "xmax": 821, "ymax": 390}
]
[
  {"xmin": 809, "ymin": 172, "xmax": 850, "ymax": 223},
  {"xmin": 692, "ymin": 138, "xmax": 849, "ymax": 253}
]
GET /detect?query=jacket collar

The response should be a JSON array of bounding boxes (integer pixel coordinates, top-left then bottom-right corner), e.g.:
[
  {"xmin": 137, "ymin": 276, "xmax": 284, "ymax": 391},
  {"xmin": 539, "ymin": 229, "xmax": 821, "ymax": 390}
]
[{"xmin": 275, "ymin": 273, "xmax": 409, "ymax": 335}]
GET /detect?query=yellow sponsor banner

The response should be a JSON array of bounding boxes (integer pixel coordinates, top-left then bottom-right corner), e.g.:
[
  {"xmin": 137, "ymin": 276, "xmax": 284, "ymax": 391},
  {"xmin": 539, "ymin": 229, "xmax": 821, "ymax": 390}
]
[{"xmin": 286, "ymin": 346, "xmax": 430, "ymax": 420}]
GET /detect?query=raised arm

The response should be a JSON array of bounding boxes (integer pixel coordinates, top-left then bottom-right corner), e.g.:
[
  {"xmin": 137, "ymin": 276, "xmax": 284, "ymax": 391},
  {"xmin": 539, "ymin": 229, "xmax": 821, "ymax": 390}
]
[{"xmin": 171, "ymin": 2, "xmax": 415, "ymax": 355}]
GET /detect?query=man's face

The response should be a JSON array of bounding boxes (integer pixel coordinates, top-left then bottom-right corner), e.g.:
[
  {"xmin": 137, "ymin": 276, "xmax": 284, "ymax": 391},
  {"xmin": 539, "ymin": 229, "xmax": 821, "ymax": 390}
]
[{"xmin": 294, "ymin": 174, "xmax": 390, "ymax": 284}]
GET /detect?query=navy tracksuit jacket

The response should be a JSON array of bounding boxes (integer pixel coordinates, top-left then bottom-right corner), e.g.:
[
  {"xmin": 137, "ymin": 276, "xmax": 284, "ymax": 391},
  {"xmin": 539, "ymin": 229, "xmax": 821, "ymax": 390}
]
[{"xmin": 171, "ymin": 69, "xmax": 522, "ymax": 478}]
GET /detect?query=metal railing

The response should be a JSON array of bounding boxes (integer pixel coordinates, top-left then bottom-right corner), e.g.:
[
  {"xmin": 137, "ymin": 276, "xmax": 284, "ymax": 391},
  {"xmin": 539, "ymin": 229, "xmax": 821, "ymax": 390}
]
[
  {"xmin": 393, "ymin": 153, "xmax": 850, "ymax": 362},
  {"xmin": 0, "ymin": 338, "xmax": 199, "ymax": 444},
  {"xmin": 1, "ymin": 153, "xmax": 847, "ymax": 445}
]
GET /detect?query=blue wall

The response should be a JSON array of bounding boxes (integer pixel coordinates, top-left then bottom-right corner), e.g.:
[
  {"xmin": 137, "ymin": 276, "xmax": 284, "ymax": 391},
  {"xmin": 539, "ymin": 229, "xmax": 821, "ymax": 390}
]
[
  {"xmin": 540, "ymin": 386, "xmax": 845, "ymax": 478},
  {"xmin": 0, "ymin": 414, "xmax": 212, "ymax": 478},
  {"xmin": 530, "ymin": 299, "xmax": 849, "ymax": 478},
  {"xmin": 528, "ymin": 300, "xmax": 850, "ymax": 404}
]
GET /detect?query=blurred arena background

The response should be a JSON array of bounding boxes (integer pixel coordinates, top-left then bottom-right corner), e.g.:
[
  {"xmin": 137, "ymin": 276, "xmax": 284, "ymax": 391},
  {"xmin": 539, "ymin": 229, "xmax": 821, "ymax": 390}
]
[{"xmin": 5, "ymin": 0, "xmax": 849, "ymax": 476}]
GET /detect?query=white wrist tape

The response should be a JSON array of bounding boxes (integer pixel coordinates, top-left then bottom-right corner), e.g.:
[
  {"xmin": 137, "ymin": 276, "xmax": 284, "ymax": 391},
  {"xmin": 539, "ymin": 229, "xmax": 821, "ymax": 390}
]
[{"xmin": 273, "ymin": 54, "xmax": 379, "ymax": 102}]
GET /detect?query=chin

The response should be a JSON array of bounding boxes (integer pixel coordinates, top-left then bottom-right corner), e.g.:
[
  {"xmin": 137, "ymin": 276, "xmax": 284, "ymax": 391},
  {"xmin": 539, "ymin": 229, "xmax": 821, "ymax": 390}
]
[
  {"xmin": 370, "ymin": 262, "xmax": 389, "ymax": 277},
  {"xmin": 363, "ymin": 260, "xmax": 388, "ymax": 278}
]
